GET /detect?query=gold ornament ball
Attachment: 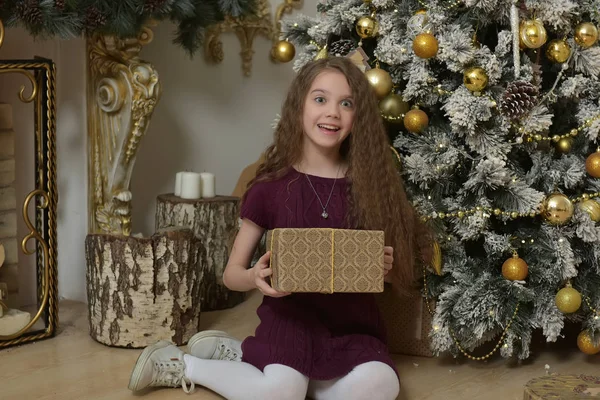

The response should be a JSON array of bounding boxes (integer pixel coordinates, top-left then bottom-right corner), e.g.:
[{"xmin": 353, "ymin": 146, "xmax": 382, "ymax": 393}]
[
  {"xmin": 379, "ymin": 93, "xmax": 410, "ymax": 123},
  {"xmin": 577, "ymin": 330, "xmax": 600, "ymax": 355},
  {"xmin": 404, "ymin": 109, "xmax": 429, "ymax": 133},
  {"xmin": 356, "ymin": 16, "xmax": 379, "ymax": 39},
  {"xmin": 555, "ymin": 287, "xmax": 582, "ymax": 314},
  {"xmin": 575, "ymin": 22, "xmax": 599, "ymax": 48},
  {"xmin": 542, "ymin": 193, "xmax": 574, "ymax": 225},
  {"xmin": 502, "ymin": 255, "xmax": 528, "ymax": 281},
  {"xmin": 579, "ymin": 199, "xmax": 600, "ymax": 222},
  {"xmin": 546, "ymin": 39, "xmax": 571, "ymax": 63},
  {"xmin": 272, "ymin": 40, "xmax": 295, "ymax": 63},
  {"xmin": 463, "ymin": 67, "xmax": 489, "ymax": 93},
  {"xmin": 585, "ymin": 152, "xmax": 600, "ymax": 178},
  {"xmin": 365, "ymin": 68, "xmax": 393, "ymax": 99},
  {"xmin": 412, "ymin": 33, "xmax": 439, "ymax": 59},
  {"xmin": 520, "ymin": 19, "xmax": 548, "ymax": 49},
  {"xmin": 556, "ymin": 137, "xmax": 572, "ymax": 154}
]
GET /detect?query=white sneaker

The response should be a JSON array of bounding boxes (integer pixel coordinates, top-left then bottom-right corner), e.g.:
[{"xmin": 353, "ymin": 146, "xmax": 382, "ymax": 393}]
[
  {"xmin": 128, "ymin": 340, "xmax": 195, "ymax": 393},
  {"xmin": 187, "ymin": 330, "xmax": 243, "ymax": 361}
]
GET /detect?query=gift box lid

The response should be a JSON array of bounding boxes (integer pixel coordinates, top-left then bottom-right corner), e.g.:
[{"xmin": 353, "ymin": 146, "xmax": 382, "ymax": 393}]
[{"xmin": 266, "ymin": 228, "xmax": 385, "ymax": 293}]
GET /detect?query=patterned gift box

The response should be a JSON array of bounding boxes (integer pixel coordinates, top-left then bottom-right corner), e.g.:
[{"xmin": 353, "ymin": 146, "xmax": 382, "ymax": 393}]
[
  {"xmin": 524, "ymin": 374, "xmax": 600, "ymax": 399},
  {"xmin": 266, "ymin": 228, "xmax": 385, "ymax": 293},
  {"xmin": 375, "ymin": 286, "xmax": 435, "ymax": 357}
]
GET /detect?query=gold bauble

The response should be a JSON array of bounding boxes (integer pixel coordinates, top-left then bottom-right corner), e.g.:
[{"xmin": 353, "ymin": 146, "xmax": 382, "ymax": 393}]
[
  {"xmin": 575, "ymin": 22, "xmax": 599, "ymax": 48},
  {"xmin": 379, "ymin": 93, "xmax": 410, "ymax": 123},
  {"xmin": 546, "ymin": 39, "xmax": 571, "ymax": 63},
  {"xmin": 356, "ymin": 16, "xmax": 379, "ymax": 39},
  {"xmin": 542, "ymin": 193, "xmax": 574, "ymax": 225},
  {"xmin": 415, "ymin": 9, "xmax": 427, "ymax": 15},
  {"xmin": 555, "ymin": 137, "xmax": 572, "ymax": 154},
  {"xmin": 577, "ymin": 330, "xmax": 600, "ymax": 355},
  {"xmin": 463, "ymin": 67, "xmax": 489, "ymax": 93},
  {"xmin": 579, "ymin": 199, "xmax": 600, "ymax": 222},
  {"xmin": 403, "ymin": 109, "xmax": 429, "ymax": 133},
  {"xmin": 412, "ymin": 33, "xmax": 439, "ymax": 59},
  {"xmin": 365, "ymin": 68, "xmax": 393, "ymax": 99},
  {"xmin": 271, "ymin": 40, "xmax": 295, "ymax": 63},
  {"xmin": 519, "ymin": 19, "xmax": 548, "ymax": 49},
  {"xmin": 501, "ymin": 255, "xmax": 528, "ymax": 281},
  {"xmin": 585, "ymin": 152, "xmax": 600, "ymax": 178},
  {"xmin": 432, "ymin": 241, "xmax": 442, "ymax": 275},
  {"xmin": 555, "ymin": 287, "xmax": 582, "ymax": 314}
]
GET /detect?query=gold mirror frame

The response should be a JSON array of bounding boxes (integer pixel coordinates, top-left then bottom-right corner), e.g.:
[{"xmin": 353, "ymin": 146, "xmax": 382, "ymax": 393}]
[{"xmin": 0, "ymin": 21, "xmax": 59, "ymax": 347}]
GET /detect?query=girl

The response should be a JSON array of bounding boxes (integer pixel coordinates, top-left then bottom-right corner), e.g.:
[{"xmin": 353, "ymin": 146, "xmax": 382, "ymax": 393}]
[{"xmin": 128, "ymin": 56, "xmax": 431, "ymax": 399}]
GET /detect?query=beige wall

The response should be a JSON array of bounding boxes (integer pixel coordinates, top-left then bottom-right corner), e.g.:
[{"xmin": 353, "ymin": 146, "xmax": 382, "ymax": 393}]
[{"xmin": 0, "ymin": 3, "xmax": 316, "ymax": 303}]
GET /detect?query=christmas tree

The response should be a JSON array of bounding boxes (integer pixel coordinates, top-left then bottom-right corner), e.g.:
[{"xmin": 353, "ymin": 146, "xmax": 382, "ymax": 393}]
[{"xmin": 281, "ymin": 0, "xmax": 600, "ymax": 360}]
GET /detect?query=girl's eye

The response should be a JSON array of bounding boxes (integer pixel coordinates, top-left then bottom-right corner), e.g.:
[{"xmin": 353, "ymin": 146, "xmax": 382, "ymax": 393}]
[
  {"xmin": 315, "ymin": 97, "xmax": 325, "ymax": 103},
  {"xmin": 341, "ymin": 100, "xmax": 353, "ymax": 108}
]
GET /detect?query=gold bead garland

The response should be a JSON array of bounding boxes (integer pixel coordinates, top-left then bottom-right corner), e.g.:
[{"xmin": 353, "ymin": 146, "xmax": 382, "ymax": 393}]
[
  {"xmin": 423, "ymin": 265, "xmax": 520, "ymax": 361},
  {"xmin": 584, "ymin": 295, "xmax": 600, "ymax": 319},
  {"xmin": 420, "ymin": 192, "xmax": 600, "ymax": 222},
  {"xmin": 513, "ymin": 113, "xmax": 600, "ymax": 144}
]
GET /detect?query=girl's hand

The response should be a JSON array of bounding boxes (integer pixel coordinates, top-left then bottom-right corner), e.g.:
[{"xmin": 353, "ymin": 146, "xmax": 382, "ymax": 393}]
[
  {"xmin": 384, "ymin": 246, "xmax": 394, "ymax": 283},
  {"xmin": 251, "ymin": 251, "xmax": 291, "ymax": 298}
]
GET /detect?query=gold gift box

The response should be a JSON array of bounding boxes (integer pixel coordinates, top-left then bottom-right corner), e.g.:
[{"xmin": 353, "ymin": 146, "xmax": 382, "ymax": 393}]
[{"xmin": 266, "ymin": 228, "xmax": 385, "ymax": 293}]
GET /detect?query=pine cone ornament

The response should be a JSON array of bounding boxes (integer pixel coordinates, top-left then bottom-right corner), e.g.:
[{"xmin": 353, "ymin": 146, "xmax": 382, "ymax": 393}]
[
  {"xmin": 329, "ymin": 40, "xmax": 356, "ymax": 57},
  {"xmin": 144, "ymin": 0, "xmax": 168, "ymax": 12},
  {"xmin": 500, "ymin": 81, "xmax": 539, "ymax": 120},
  {"xmin": 85, "ymin": 6, "xmax": 107, "ymax": 33},
  {"xmin": 16, "ymin": 0, "xmax": 43, "ymax": 26},
  {"xmin": 54, "ymin": 0, "xmax": 65, "ymax": 10}
]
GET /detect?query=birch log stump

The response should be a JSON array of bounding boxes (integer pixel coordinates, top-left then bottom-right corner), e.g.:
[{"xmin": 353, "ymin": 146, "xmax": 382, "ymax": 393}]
[
  {"xmin": 155, "ymin": 194, "xmax": 245, "ymax": 311},
  {"xmin": 85, "ymin": 229, "xmax": 202, "ymax": 348}
]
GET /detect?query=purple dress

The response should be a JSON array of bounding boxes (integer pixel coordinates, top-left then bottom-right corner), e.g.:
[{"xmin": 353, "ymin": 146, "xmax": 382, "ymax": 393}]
[{"xmin": 240, "ymin": 167, "xmax": 397, "ymax": 381}]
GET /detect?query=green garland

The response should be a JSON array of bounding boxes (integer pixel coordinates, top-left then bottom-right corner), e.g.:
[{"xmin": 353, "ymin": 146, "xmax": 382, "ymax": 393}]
[{"xmin": 0, "ymin": 0, "xmax": 256, "ymax": 56}]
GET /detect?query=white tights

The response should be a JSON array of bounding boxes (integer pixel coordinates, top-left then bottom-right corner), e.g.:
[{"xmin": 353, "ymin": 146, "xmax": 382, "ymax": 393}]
[{"xmin": 183, "ymin": 355, "xmax": 400, "ymax": 400}]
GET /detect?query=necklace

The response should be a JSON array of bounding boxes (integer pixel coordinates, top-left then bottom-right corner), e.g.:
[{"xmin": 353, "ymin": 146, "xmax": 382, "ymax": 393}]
[{"xmin": 303, "ymin": 166, "xmax": 341, "ymax": 219}]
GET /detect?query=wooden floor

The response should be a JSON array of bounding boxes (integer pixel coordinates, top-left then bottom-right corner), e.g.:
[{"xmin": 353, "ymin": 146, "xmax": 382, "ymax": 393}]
[{"xmin": 1, "ymin": 291, "xmax": 599, "ymax": 400}]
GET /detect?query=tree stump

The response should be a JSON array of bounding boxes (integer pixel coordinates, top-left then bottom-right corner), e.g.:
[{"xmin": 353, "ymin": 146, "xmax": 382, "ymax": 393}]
[
  {"xmin": 85, "ymin": 229, "xmax": 203, "ymax": 348},
  {"xmin": 155, "ymin": 194, "xmax": 245, "ymax": 311}
]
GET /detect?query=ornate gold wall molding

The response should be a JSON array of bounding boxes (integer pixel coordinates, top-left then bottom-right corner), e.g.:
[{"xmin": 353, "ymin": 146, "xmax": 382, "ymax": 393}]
[
  {"xmin": 204, "ymin": 0, "xmax": 303, "ymax": 76},
  {"xmin": 87, "ymin": 24, "xmax": 161, "ymax": 235}
]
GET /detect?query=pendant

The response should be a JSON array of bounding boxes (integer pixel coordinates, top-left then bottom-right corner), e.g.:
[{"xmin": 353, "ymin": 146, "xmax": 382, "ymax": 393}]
[{"xmin": 321, "ymin": 211, "xmax": 329, "ymax": 219}]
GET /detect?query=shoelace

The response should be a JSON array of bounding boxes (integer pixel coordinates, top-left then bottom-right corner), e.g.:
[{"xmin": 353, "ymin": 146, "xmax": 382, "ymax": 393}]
[
  {"xmin": 153, "ymin": 360, "xmax": 196, "ymax": 394},
  {"xmin": 217, "ymin": 343, "xmax": 240, "ymax": 361}
]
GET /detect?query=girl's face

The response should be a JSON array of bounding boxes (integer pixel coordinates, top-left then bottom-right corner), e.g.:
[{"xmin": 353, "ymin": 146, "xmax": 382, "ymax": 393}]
[{"xmin": 302, "ymin": 70, "xmax": 355, "ymax": 155}]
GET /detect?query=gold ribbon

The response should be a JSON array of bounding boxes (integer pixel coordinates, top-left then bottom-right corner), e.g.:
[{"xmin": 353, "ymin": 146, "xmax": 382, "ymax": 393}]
[{"xmin": 331, "ymin": 228, "xmax": 335, "ymax": 294}]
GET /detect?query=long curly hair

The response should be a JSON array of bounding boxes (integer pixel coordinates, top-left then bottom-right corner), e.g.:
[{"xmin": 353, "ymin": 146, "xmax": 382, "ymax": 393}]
[{"xmin": 246, "ymin": 57, "xmax": 432, "ymax": 291}]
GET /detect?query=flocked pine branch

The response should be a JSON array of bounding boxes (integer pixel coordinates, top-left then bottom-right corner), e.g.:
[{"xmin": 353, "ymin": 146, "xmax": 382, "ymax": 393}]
[{"xmin": 0, "ymin": 0, "xmax": 256, "ymax": 56}]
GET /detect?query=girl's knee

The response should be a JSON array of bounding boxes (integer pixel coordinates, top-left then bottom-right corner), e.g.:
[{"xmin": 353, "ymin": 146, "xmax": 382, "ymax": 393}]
[
  {"xmin": 263, "ymin": 379, "xmax": 307, "ymax": 400},
  {"xmin": 352, "ymin": 362, "xmax": 400, "ymax": 400},
  {"xmin": 262, "ymin": 364, "xmax": 309, "ymax": 400}
]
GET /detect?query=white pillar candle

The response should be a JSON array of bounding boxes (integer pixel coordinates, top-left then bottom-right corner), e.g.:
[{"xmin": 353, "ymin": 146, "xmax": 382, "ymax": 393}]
[
  {"xmin": 174, "ymin": 172, "xmax": 184, "ymax": 196},
  {"xmin": 200, "ymin": 172, "xmax": 216, "ymax": 198},
  {"xmin": 180, "ymin": 172, "xmax": 202, "ymax": 199}
]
